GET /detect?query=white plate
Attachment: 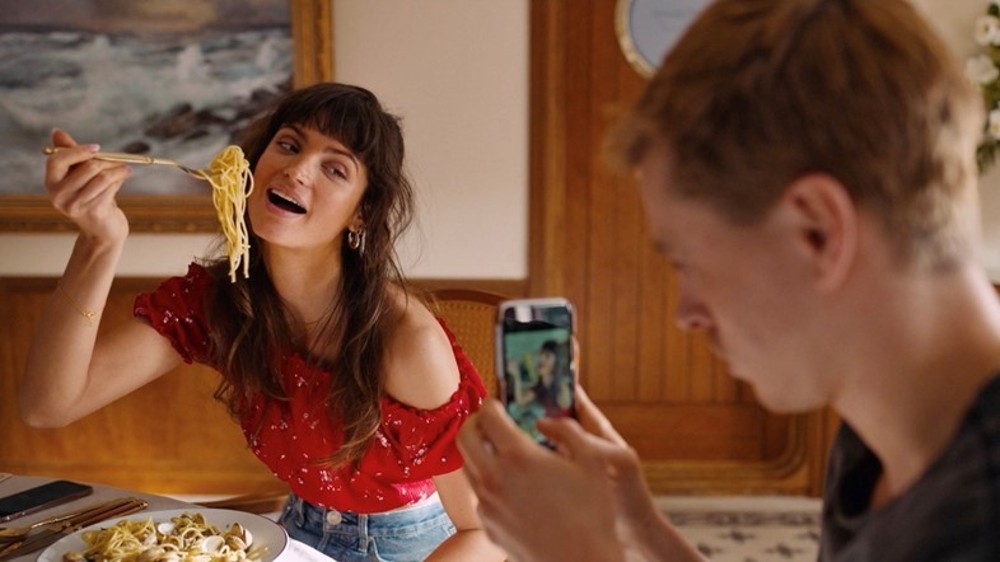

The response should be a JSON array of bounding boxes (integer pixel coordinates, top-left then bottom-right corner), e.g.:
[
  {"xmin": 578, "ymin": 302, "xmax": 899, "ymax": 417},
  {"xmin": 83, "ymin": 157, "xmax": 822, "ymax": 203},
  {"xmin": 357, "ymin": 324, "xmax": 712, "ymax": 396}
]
[{"xmin": 37, "ymin": 508, "xmax": 289, "ymax": 562}]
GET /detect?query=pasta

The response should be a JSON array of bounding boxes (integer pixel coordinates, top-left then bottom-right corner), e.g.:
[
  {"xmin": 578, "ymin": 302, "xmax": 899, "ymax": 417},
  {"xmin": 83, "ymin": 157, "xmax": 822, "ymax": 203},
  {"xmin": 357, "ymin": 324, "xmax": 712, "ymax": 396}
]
[
  {"xmin": 62, "ymin": 511, "xmax": 265, "ymax": 562},
  {"xmin": 195, "ymin": 146, "xmax": 254, "ymax": 283}
]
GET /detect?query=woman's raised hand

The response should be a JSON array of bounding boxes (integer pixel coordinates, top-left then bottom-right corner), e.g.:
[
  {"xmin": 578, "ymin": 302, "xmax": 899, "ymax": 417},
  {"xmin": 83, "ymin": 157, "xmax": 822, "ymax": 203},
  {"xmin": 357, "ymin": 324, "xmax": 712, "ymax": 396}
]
[{"xmin": 44, "ymin": 129, "xmax": 131, "ymax": 242}]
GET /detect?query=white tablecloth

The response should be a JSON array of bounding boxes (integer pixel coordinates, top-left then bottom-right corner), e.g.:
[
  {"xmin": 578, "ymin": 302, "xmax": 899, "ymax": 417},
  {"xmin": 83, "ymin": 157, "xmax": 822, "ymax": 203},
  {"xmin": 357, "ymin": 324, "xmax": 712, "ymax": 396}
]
[{"xmin": 0, "ymin": 474, "xmax": 332, "ymax": 561}]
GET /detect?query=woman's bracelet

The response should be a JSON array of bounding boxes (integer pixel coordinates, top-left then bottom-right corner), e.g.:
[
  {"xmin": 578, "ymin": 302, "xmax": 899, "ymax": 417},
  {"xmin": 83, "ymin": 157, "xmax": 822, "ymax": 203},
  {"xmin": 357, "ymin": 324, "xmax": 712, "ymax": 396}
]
[{"xmin": 56, "ymin": 282, "xmax": 99, "ymax": 323}]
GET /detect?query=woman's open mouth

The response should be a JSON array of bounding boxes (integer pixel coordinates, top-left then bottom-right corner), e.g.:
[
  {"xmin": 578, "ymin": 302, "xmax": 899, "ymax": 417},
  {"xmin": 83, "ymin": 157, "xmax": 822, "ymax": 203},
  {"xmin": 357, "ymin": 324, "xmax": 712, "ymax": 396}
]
[{"xmin": 267, "ymin": 189, "xmax": 307, "ymax": 214}]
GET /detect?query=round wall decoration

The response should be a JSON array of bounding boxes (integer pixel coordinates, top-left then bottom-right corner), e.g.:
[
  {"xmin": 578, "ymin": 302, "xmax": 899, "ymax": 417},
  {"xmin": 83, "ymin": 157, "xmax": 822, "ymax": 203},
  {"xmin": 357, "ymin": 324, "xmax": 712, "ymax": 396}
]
[{"xmin": 614, "ymin": 0, "xmax": 711, "ymax": 78}]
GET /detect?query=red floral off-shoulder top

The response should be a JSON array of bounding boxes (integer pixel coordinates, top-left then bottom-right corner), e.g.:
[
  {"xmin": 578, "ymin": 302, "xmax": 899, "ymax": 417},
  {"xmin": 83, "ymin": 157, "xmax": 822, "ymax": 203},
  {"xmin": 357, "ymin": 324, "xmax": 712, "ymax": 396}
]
[{"xmin": 133, "ymin": 263, "xmax": 486, "ymax": 514}]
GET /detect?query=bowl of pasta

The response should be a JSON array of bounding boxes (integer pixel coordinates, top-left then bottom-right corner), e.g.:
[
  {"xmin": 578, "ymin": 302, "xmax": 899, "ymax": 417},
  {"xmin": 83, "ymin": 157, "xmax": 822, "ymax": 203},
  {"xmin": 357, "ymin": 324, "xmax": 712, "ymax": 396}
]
[{"xmin": 37, "ymin": 508, "xmax": 288, "ymax": 562}]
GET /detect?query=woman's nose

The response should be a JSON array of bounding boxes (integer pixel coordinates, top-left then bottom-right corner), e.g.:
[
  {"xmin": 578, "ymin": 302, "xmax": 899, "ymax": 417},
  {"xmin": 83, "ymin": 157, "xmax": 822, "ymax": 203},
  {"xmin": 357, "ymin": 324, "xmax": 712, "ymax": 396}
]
[{"xmin": 283, "ymin": 158, "xmax": 309, "ymax": 184}]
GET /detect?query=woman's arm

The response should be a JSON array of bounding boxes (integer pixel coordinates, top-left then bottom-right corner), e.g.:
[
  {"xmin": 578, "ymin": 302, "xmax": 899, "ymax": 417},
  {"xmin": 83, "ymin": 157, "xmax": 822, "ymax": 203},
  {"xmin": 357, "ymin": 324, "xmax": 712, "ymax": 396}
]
[
  {"xmin": 429, "ymin": 468, "xmax": 507, "ymax": 561},
  {"xmin": 19, "ymin": 130, "xmax": 182, "ymax": 427}
]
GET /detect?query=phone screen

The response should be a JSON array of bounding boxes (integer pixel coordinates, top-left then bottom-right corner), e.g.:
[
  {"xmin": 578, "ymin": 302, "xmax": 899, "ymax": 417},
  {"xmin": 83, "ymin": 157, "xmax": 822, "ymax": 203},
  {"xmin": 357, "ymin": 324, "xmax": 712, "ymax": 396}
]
[
  {"xmin": 0, "ymin": 480, "xmax": 93, "ymax": 522},
  {"xmin": 497, "ymin": 298, "xmax": 576, "ymax": 445}
]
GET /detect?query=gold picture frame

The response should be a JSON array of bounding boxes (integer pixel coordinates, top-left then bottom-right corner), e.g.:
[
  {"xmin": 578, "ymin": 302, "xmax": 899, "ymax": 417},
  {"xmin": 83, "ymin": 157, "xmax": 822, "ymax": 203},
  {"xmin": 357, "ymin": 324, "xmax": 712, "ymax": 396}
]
[{"xmin": 0, "ymin": 0, "xmax": 333, "ymax": 233}]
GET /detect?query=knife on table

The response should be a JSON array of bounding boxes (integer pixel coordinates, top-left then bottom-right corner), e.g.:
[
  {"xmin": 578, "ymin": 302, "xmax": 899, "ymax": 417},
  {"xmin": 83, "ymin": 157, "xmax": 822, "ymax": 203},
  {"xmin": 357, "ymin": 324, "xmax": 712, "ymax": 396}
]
[{"xmin": 0, "ymin": 496, "xmax": 148, "ymax": 560}]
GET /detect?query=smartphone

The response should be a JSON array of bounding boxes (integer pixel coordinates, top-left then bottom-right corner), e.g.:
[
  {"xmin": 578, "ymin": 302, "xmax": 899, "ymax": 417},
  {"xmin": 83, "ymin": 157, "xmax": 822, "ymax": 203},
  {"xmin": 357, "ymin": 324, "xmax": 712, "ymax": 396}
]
[
  {"xmin": 0, "ymin": 480, "xmax": 94, "ymax": 522},
  {"xmin": 496, "ymin": 298, "xmax": 577, "ymax": 446}
]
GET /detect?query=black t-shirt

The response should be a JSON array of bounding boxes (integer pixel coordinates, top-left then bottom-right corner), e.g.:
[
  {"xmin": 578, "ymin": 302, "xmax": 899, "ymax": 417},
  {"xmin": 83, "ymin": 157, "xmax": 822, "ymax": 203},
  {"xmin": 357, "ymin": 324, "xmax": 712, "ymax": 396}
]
[{"xmin": 820, "ymin": 376, "xmax": 1000, "ymax": 561}]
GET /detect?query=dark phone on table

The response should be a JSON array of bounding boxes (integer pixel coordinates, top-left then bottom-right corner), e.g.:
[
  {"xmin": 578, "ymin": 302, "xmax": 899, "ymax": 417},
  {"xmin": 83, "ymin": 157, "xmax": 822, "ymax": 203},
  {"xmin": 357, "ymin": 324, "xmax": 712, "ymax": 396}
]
[
  {"xmin": 0, "ymin": 480, "xmax": 94, "ymax": 522},
  {"xmin": 496, "ymin": 298, "xmax": 577, "ymax": 447}
]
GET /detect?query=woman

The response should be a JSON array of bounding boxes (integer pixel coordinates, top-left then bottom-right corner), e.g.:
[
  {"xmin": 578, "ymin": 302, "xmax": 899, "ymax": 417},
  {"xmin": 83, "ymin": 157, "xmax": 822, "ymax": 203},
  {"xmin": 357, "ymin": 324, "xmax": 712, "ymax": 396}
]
[
  {"xmin": 518, "ymin": 340, "xmax": 573, "ymax": 417},
  {"xmin": 20, "ymin": 83, "xmax": 505, "ymax": 562},
  {"xmin": 506, "ymin": 340, "xmax": 573, "ymax": 443}
]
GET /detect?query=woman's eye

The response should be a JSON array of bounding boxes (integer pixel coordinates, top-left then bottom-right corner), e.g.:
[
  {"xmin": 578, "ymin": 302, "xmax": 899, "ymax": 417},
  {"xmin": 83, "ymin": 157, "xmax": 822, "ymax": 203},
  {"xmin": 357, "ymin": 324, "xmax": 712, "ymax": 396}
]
[
  {"xmin": 325, "ymin": 164, "xmax": 348, "ymax": 180},
  {"xmin": 276, "ymin": 139, "xmax": 299, "ymax": 153}
]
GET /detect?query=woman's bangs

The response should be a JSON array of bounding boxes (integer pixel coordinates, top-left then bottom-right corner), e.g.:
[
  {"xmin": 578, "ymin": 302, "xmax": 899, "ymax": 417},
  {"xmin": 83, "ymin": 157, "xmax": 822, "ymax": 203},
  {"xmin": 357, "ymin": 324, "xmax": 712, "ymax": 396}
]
[{"xmin": 284, "ymin": 95, "xmax": 381, "ymax": 162}]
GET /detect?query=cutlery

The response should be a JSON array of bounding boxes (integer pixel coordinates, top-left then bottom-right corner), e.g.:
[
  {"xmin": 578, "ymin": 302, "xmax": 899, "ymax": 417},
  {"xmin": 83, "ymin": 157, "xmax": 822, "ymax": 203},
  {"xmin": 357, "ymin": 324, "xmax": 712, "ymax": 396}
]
[
  {"xmin": 0, "ymin": 496, "xmax": 144, "ymax": 543},
  {"xmin": 41, "ymin": 146, "xmax": 210, "ymax": 181},
  {"xmin": 0, "ymin": 511, "xmax": 81, "ymax": 542},
  {"xmin": 0, "ymin": 496, "xmax": 148, "ymax": 560}
]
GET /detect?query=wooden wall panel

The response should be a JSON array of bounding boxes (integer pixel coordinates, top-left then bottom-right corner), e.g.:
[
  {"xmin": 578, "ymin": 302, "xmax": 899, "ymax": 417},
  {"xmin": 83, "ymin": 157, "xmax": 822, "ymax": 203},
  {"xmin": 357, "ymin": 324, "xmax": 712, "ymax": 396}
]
[
  {"xmin": 529, "ymin": 0, "xmax": 830, "ymax": 495},
  {"xmin": 0, "ymin": 277, "xmax": 277, "ymax": 495},
  {"xmin": 0, "ymin": 277, "xmax": 524, "ymax": 496}
]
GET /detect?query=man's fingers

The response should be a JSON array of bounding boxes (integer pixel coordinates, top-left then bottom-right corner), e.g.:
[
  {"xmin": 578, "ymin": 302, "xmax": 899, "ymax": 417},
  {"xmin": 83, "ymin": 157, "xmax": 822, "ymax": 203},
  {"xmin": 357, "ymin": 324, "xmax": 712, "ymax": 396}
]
[
  {"xmin": 472, "ymin": 398, "xmax": 538, "ymax": 456},
  {"xmin": 534, "ymin": 416, "xmax": 610, "ymax": 467},
  {"xmin": 458, "ymin": 400, "xmax": 531, "ymax": 488},
  {"xmin": 457, "ymin": 414, "xmax": 490, "ymax": 487},
  {"xmin": 537, "ymin": 414, "xmax": 640, "ymax": 477},
  {"xmin": 575, "ymin": 385, "xmax": 628, "ymax": 446}
]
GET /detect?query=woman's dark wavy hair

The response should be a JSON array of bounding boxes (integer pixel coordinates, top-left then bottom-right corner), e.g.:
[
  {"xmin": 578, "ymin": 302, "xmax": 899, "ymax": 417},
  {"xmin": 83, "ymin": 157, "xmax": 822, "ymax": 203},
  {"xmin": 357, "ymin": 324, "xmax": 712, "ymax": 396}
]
[{"xmin": 203, "ymin": 82, "xmax": 414, "ymax": 469}]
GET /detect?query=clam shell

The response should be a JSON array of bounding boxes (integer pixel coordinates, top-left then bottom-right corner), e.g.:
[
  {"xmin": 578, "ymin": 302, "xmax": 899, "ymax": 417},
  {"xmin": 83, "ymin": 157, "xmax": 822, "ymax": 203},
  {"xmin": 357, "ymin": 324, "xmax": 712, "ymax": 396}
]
[
  {"xmin": 225, "ymin": 522, "xmax": 253, "ymax": 545},
  {"xmin": 198, "ymin": 535, "xmax": 226, "ymax": 553}
]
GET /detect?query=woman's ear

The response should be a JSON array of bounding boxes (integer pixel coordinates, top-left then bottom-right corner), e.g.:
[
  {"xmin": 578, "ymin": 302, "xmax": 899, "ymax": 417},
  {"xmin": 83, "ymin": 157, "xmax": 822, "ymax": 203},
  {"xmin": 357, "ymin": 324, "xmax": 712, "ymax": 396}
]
[
  {"xmin": 781, "ymin": 174, "xmax": 859, "ymax": 292},
  {"xmin": 349, "ymin": 209, "xmax": 366, "ymax": 232}
]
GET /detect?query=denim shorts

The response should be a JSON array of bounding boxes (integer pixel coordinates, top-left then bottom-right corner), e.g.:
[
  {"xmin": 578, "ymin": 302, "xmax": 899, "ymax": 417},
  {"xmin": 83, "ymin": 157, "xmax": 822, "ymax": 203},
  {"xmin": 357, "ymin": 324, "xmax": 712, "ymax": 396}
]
[{"xmin": 278, "ymin": 492, "xmax": 456, "ymax": 562}]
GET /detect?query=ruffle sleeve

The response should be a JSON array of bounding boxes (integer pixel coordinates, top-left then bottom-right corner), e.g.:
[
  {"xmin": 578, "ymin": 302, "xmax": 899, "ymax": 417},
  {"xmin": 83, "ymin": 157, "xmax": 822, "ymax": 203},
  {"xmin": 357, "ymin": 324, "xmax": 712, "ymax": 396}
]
[
  {"xmin": 132, "ymin": 263, "xmax": 213, "ymax": 364},
  {"xmin": 364, "ymin": 320, "xmax": 487, "ymax": 482}
]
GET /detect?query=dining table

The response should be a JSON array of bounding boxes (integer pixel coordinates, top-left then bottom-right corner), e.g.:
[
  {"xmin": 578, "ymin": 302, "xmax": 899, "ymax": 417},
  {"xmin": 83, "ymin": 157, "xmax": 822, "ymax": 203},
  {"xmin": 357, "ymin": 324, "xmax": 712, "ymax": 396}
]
[{"xmin": 0, "ymin": 473, "xmax": 332, "ymax": 561}]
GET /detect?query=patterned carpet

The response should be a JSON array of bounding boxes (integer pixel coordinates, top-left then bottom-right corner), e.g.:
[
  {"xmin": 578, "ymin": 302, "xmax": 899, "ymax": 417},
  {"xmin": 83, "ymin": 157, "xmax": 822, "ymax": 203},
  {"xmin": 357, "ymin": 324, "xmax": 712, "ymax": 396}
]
[
  {"xmin": 178, "ymin": 493, "xmax": 823, "ymax": 561},
  {"xmin": 657, "ymin": 496, "xmax": 822, "ymax": 562}
]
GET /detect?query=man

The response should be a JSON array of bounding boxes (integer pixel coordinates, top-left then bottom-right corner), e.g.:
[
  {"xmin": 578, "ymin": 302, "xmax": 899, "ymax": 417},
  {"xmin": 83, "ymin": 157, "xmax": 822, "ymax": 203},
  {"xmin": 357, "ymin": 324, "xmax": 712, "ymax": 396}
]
[{"xmin": 457, "ymin": 1, "xmax": 1000, "ymax": 560}]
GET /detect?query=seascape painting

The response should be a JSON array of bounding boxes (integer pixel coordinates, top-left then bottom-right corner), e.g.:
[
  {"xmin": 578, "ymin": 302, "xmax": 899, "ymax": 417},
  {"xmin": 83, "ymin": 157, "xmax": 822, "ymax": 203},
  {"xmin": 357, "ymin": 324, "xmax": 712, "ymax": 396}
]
[{"xmin": 0, "ymin": 0, "xmax": 293, "ymax": 196}]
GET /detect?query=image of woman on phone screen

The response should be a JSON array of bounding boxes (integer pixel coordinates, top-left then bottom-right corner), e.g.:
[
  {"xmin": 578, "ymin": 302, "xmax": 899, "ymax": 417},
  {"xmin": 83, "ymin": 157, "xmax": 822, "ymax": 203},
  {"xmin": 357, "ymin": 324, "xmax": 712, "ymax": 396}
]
[
  {"xmin": 506, "ymin": 336, "xmax": 573, "ymax": 441},
  {"xmin": 20, "ymin": 82, "xmax": 506, "ymax": 562}
]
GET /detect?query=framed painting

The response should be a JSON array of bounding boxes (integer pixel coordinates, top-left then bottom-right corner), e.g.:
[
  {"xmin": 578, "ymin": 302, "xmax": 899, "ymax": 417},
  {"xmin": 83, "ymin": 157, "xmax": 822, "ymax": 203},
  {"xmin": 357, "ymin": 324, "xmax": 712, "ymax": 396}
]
[{"xmin": 0, "ymin": 0, "xmax": 333, "ymax": 232}]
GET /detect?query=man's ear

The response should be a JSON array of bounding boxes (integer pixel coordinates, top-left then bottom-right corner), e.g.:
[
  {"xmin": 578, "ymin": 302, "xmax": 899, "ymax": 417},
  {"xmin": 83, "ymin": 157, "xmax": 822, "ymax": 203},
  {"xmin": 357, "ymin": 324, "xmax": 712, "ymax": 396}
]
[{"xmin": 781, "ymin": 174, "xmax": 858, "ymax": 292}]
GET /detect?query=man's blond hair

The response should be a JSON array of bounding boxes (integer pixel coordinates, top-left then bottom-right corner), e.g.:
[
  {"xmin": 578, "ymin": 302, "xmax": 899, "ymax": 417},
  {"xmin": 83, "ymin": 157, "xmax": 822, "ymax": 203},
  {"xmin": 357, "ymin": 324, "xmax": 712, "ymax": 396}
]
[{"xmin": 608, "ymin": 0, "xmax": 983, "ymax": 268}]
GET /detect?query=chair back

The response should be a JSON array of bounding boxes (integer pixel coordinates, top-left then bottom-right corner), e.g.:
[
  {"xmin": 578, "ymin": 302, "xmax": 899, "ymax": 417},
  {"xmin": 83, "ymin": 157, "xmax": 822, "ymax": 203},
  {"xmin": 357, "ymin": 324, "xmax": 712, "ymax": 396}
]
[{"xmin": 429, "ymin": 288, "xmax": 507, "ymax": 398}]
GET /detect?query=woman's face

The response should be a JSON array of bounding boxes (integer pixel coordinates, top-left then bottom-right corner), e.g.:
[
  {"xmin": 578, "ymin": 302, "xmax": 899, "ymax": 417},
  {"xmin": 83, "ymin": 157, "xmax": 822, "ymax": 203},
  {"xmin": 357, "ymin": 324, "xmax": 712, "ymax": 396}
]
[
  {"xmin": 537, "ymin": 349, "xmax": 557, "ymax": 379},
  {"xmin": 248, "ymin": 124, "xmax": 368, "ymax": 253}
]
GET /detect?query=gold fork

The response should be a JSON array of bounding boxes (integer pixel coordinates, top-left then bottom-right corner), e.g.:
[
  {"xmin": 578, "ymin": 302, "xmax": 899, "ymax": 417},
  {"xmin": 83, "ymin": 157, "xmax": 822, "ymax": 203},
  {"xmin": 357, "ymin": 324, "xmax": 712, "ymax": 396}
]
[
  {"xmin": 41, "ymin": 146, "xmax": 210, "ymax": 181},
  {"xmin": 0, "ymin": 498, "xmax": 145, "ymax": 543},
  {"xmin": 0, "ymin": 512, "xmax": 77, "ymax": 542},
  {"xmin": 0, "ymin": 497, "xmax": 148, "ymax": 559},
  {"xmin": 0, "ymin": 496, "xmax": 141, "ymax": 543}
]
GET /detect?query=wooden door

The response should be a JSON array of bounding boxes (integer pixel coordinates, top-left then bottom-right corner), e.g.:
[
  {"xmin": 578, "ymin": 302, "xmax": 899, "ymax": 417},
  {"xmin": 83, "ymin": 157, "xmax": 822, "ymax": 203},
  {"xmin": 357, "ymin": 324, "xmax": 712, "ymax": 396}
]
[{"xmin": 528, "ymin": 0, "xmax": 833, "ymax": 495}]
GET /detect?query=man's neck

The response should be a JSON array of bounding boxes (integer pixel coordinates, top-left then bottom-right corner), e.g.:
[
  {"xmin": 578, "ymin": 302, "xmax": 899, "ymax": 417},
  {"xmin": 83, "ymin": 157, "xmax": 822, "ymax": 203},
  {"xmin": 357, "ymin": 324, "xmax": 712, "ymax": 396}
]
[{"xmin": 833, "ymin": 267, "xmax": 1000, "ymax": 505}]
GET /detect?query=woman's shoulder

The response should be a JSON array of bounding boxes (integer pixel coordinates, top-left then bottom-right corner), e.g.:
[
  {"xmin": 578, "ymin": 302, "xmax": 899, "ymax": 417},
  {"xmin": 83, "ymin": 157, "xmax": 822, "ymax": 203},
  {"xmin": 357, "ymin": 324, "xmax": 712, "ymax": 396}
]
[{"xmin": 382, "ymin": 288, "xmax": 462, "ymax": 410}]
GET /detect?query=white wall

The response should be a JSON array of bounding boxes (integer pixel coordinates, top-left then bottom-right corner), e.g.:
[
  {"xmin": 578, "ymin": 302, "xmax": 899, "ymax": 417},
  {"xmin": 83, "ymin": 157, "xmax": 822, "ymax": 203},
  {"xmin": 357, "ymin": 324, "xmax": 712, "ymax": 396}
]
[
  {"xmin": 332, "ymin": 0, "xmax": 528, "ymax": 279},
  {"xmin": 0, "ymin": 0, "xmax": 529, "ymax": 280}
]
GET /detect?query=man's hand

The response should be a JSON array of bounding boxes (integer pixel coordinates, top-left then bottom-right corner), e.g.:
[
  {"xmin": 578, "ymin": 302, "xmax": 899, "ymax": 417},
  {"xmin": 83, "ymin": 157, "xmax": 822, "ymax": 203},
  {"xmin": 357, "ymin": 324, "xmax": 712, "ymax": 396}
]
[{"xmin": 458, "ymin": 396, "xmax": 625, "ymax": 562}]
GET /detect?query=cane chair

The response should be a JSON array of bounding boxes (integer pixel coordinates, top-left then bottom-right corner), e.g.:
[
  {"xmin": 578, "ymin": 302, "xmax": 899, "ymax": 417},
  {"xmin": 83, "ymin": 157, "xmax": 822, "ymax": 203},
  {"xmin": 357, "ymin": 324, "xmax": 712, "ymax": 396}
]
[{"xmin": 429, "ymin": 288, "xmax": 507, "ymax": 398}]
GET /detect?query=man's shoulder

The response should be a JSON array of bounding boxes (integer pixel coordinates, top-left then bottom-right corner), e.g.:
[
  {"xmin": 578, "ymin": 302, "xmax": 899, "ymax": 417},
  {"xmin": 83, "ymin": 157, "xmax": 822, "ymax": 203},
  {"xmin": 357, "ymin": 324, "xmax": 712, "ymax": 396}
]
[
  {"xmin": 957, "ymin": 374, "xmax": 1000, "ymax": 462},
  {"xmin": 820, "ymin": 378, "xmax": 1000, "ymax": 561}
]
